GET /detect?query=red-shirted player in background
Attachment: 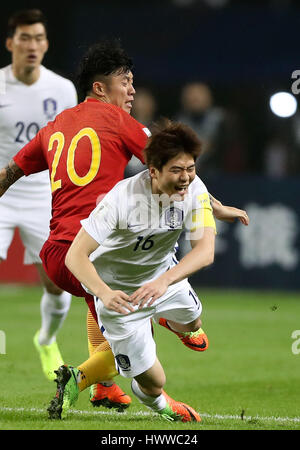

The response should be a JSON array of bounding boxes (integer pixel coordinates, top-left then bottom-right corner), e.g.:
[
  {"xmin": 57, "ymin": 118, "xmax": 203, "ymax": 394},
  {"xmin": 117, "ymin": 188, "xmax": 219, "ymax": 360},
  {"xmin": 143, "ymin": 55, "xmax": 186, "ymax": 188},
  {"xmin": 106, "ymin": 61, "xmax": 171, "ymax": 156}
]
[{"xmin": 0, "ymin": 40, "xmax": 249, "ymax": 413}]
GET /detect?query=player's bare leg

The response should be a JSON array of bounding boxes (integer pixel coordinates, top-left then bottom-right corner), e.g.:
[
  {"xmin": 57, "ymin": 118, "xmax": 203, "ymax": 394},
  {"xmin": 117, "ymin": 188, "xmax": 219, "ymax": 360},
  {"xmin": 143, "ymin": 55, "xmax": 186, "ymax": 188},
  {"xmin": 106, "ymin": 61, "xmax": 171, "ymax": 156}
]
[
  {"xmin": 48, "ymin": 356, "xmax": 200, "ymax": 421},
  {"xmin": 164, "ymin": 316, "xmax": 202, "ymax": 333},
  {"xmin": 33, "ymin": 264, "xmax": 71, "ymax": 380},
  {"xmin": 132, "ymin": 358, "xmax": 201, "ymax": 422}
]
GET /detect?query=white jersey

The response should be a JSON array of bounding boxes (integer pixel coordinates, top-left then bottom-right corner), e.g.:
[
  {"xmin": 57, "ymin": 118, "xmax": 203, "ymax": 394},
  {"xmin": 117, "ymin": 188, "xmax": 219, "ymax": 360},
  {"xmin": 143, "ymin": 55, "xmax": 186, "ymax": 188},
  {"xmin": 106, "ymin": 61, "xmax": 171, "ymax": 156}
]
[
  {"xmin": 0, "ymin": 64, "xmax": 77, "ymax": 203},
  {"xmin": 81, "ymin": 170, "xmax": 215, "ymax": 293}
]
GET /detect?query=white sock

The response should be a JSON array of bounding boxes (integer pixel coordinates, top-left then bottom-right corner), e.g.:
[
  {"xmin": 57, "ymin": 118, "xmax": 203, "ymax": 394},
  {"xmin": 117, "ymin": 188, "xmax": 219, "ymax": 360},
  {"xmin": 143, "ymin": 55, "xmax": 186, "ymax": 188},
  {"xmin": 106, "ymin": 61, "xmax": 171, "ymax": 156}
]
[
  {"xmin": 131, "ymin": 379, "xmax": 167, "ymax": 412},
  {"xmin": 38, "ymin": 290, "xmax": 72, "ymax": 345}
]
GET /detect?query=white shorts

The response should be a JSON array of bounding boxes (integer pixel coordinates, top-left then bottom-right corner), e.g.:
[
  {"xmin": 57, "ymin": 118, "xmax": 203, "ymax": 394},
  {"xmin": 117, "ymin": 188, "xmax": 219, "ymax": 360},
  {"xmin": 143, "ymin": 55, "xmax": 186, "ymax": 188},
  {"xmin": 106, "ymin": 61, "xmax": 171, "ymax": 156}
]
[
  {"xmin": 0, "ymin": 194, "xmax": 51, "ymax": 264},
  {"xmin": 94, "ymin": 279, "xmax": 202, "ymax": 378}
]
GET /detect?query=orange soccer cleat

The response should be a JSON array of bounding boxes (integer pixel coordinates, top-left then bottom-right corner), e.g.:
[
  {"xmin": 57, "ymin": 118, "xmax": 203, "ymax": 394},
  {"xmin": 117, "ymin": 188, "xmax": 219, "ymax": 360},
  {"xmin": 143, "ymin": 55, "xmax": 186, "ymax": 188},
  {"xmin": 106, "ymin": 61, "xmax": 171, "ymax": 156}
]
[
  {"xmin": 158, "ymin": 318, "xmax": 209, "ymax": 352},
  {"xmin": 89, "ymin": 383, "xmax": 131, "ymax": 412},
  {"xmin": 160, "ymin": 390, "xmax": 201, "ymax": 422}
]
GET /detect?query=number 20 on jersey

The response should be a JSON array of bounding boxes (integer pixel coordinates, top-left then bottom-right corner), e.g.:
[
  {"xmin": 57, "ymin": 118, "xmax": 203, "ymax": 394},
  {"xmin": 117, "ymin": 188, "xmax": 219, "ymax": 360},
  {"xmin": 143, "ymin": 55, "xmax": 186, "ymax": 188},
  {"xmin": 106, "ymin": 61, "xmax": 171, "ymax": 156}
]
[{"xmin": 48, "ymin": 127, "xmax": 101, "ymax": 192}]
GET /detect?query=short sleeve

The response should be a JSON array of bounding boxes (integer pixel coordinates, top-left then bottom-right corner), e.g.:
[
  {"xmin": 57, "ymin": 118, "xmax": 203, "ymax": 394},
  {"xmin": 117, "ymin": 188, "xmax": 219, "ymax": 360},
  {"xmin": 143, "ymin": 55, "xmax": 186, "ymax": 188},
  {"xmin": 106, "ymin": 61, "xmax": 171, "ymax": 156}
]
[
  {"xmin": 184, "ymin": 178, "xmax": 217, "ymax": 237},
  {"xmin": 119, "ymin": 113, "xmax": 150, "ymax": 163},
  {"xmin": 190, "ymin": 192, "xmax": 216, "ymax": 233},
  {"xmin": 13, "ymin": 130, "xmax": 48, "ymax": 175},
  {"xmin": 80, "ymin": 193, "xmax": 119, "ymax": 244}
]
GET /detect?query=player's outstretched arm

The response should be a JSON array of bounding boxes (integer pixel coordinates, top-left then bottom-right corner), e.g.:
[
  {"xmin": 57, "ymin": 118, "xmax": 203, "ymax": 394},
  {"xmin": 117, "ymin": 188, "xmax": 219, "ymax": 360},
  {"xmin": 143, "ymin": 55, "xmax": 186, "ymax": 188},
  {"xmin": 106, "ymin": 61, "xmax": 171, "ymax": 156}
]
[
  {"xmin": 209, "ymin": 193, "xmax": 249, "ymax": 226},
  {"xmin": 0, "ymin": 159, "xmax": 24, "ymax": 196}
]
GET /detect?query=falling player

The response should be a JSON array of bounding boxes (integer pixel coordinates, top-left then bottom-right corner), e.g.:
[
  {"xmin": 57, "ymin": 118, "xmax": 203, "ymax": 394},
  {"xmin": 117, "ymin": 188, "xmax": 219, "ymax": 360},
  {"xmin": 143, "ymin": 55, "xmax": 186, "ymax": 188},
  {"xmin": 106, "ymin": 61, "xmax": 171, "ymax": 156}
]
[{"xmin": 47, "ymin": 120, "xmax": 237, "ymax": 422}]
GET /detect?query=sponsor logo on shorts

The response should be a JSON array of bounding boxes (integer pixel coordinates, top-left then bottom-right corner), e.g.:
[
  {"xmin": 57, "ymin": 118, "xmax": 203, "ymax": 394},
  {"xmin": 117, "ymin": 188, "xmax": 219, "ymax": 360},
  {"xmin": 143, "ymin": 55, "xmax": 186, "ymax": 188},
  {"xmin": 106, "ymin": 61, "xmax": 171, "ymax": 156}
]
[{"xmin": 115, "ymin": 354, "xmax": 131, "ymax": 371}]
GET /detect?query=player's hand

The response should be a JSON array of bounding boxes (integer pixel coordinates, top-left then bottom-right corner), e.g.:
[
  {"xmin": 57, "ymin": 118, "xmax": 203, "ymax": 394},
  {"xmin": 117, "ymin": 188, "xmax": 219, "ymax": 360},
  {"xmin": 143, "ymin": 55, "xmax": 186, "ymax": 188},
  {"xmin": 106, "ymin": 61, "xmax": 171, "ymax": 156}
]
[
  {"xmin": 214, "ymin": 205, "xmax": 249, "ymax": 226},
  {"xmin": 236, "ymin": 208, "xmax": 249, "ymax": 226},
  {"xmin": 129, "ymin": 279, "xmax": 169, "ymax": 309},
  {"xmin": 101, "ymin": 290, "xmax": 134, "ymax": 314}
]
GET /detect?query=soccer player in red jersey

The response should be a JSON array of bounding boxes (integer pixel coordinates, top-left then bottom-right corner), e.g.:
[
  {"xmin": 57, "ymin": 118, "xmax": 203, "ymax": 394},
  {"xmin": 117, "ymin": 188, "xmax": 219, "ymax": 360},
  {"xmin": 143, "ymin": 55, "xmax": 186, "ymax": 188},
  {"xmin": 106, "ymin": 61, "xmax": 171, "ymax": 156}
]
[
  {"xmin": 0, "ymin": 40, "xmax": 249, "ymax": 412},
  {"xmin": 0, "ymin": 40, "xmax": 149, "ymax": 411}
]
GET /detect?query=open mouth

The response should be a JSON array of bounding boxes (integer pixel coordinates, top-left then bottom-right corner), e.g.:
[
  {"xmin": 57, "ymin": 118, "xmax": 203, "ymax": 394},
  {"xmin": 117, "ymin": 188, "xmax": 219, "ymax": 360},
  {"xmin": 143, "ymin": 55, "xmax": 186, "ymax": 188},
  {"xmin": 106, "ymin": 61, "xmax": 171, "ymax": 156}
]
[
  {"xmin": 27, "ymin": 54, "xmax": 37, "ymax": 62},
  {"xmin": 175, "ymin": 185, "xmax": 189, "ymax": 193},
  {"xmin": 172, "ymin": 185, "xmax": 189, "ymax": 199}
]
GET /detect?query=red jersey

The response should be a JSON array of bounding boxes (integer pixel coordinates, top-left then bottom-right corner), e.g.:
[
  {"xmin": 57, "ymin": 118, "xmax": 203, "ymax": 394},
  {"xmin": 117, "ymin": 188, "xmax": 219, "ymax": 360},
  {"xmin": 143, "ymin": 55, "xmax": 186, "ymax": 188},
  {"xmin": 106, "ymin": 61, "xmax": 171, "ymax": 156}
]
[{"xmin": 14, "ymin": 98, "xmax": 149, "ymax": 242}]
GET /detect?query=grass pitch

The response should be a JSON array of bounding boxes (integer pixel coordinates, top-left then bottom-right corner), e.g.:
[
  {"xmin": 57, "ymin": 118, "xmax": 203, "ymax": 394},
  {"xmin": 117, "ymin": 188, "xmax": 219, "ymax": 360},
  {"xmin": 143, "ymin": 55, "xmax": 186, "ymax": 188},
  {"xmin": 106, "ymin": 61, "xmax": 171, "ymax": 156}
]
[{"xmin": 0, "ymin": 285, "xmax": 300, "ymax": 431}]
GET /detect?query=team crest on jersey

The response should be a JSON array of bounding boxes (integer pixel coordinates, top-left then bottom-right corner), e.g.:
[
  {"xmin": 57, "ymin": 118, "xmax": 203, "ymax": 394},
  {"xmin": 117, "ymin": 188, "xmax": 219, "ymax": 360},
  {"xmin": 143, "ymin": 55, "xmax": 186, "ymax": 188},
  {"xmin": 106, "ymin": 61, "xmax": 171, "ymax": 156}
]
[
  {"xmin": 164, "ymin": 206, "xmax": 184, "ymax": 229},
  {"xmin": 115, "ymin": 354, "xmax": 131, "ymax": 371},
  {"xmin": 43, "ymin": 98, "xmax": 57, "ymax": 120}
]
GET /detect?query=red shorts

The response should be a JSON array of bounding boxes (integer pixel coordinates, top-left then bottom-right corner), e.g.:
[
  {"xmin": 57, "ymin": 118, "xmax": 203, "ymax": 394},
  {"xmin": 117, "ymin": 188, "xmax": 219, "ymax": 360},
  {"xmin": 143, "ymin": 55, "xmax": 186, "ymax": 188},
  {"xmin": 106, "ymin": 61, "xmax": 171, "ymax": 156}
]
[{"xmin": 40, "ymin": 239, "xmax": 97, "ymax": 322}]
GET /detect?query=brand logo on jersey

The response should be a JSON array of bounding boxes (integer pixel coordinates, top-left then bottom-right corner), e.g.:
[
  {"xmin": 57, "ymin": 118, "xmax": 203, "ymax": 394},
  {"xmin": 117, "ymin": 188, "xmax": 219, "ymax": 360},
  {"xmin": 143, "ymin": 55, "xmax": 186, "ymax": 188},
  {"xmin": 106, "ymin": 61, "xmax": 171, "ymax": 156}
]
[
  {"xmin": 115, "ymin": 354, "xmax": 131, "ymax": 371},
  {"xmin": 143, "ymin": 127, "xmax": 151, "ymax": 137},
  {"xmin": 43, "ymin": 98, "xmax": 57, "ymax": 120},
  {"xmin": 164, "ymin": 206, "xmax": 183, "ymax": 229}
]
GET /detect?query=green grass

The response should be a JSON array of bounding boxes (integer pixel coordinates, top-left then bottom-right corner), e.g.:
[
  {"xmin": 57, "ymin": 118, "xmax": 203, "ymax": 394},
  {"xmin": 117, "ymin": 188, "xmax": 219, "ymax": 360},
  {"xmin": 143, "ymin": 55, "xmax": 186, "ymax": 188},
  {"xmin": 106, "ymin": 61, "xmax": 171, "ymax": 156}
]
[{"xmin": 0, "ymin": 285, "xmax": 300, "ymax": 431}]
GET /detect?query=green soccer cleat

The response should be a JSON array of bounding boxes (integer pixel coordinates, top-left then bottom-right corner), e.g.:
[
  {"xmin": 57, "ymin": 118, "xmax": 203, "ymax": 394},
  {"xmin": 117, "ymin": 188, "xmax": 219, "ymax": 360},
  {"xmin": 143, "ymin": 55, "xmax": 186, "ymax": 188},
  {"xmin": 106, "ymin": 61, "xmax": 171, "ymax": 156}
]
[
  {"xmin": 47, "ymin": 365, "xmax": 79, "ymax": 419},
  {"xmin": 33, "ymin": 330, "xmax": 64, "ymax": 381}
]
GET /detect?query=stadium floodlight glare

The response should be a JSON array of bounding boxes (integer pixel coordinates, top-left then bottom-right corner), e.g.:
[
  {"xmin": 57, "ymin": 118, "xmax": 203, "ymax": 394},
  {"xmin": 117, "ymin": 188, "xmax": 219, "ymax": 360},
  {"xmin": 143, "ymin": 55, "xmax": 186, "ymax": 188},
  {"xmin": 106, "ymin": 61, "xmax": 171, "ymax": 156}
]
[{"xmin": 269, "ymin": 92, "xmax": 297, "ymax": 118}]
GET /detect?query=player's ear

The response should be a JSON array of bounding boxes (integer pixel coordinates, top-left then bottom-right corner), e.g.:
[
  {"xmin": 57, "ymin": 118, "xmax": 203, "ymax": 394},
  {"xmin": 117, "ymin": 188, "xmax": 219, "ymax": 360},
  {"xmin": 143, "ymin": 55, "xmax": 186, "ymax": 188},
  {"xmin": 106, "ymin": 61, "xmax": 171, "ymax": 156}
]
[
  {"xmin": 92, "ymin": 81, "xmax": 106, "ymax": 98},
  {"xmin": 6, "ymin": 38, "xmax": 13, "ymax": 53},
  {"xmin": 149, "ymin": 166, "xmax": 158, "ymax": 180}
]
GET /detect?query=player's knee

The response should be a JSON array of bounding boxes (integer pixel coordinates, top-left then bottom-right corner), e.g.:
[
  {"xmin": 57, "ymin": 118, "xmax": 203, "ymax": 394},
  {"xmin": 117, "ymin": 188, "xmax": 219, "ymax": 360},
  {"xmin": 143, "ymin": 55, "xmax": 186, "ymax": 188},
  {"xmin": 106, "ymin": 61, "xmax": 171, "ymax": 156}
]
[
  {"xmin": 35, "ymin": 263, "xmax": 63, "ymax": 295},
  {"xmin": 44, "ymin": 280, "xmax": 63, "ymax": 295}
]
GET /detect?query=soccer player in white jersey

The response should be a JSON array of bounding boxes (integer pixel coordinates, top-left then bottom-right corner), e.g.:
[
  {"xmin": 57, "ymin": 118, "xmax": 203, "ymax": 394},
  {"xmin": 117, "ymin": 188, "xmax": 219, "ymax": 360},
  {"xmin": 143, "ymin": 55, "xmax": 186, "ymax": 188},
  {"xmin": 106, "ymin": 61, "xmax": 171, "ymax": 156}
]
[
  {"xmin": 0, "ymin": 9, "xmax": 77, "ymax": 380},
  {"xmin": 47, "ymin": 119, "xmax": 242, "ymax": 422}
]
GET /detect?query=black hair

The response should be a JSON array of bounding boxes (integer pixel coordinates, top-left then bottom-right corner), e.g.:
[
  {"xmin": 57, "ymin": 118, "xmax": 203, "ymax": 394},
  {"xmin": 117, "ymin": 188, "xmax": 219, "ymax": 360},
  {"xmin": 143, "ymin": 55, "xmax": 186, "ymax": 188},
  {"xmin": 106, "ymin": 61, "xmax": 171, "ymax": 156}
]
[
  {"xmin": 7, "ymin": 9, "xmax": 47, "ymax": 37},
  {"xmin": 143, "ymin": 119, "xmax": 202, "ymax": 171},
  {"xmin": 76, "ymin": 39, "xmax": 133, "ymax": 97}
]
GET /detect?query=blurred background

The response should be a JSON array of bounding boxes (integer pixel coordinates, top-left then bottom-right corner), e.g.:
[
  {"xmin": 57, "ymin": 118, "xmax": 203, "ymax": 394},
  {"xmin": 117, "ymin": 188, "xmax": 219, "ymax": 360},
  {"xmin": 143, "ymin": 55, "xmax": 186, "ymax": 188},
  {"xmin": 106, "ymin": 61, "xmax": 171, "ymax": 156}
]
[{"xmin": 0, "ymin": 0, "xmax": 299, "ymax": 291}]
